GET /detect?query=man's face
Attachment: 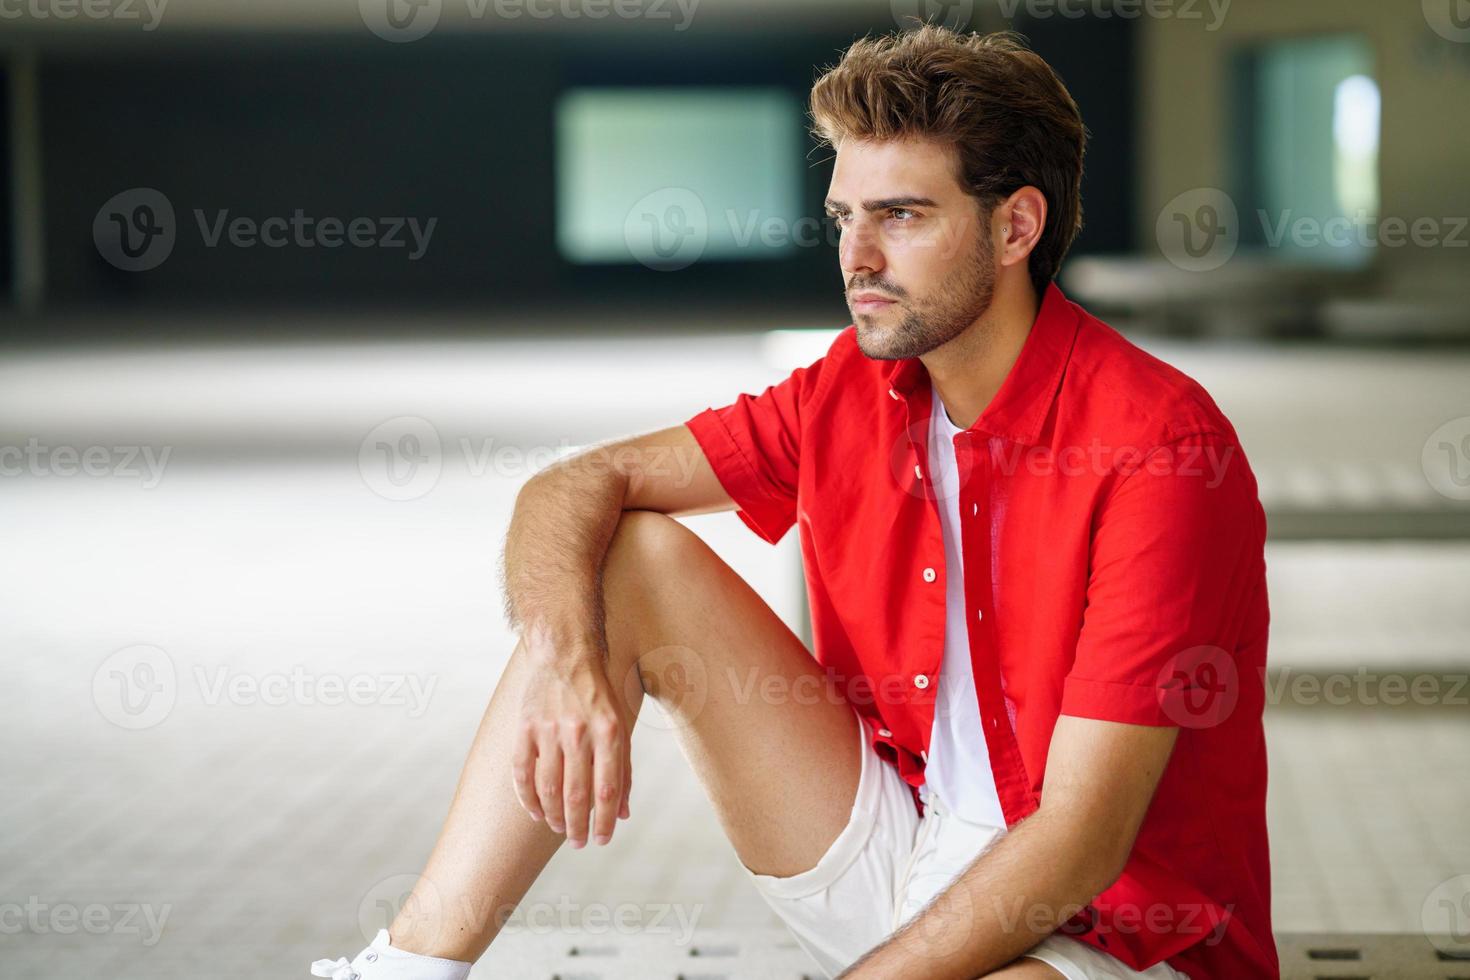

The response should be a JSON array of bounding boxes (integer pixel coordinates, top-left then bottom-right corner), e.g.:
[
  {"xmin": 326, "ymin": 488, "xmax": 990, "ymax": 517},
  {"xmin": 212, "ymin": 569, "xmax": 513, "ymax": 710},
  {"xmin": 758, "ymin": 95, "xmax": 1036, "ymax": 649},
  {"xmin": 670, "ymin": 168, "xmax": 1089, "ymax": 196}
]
[{"xmin": 826, "ymin": 138, "xmax": 996, "ymax": 360}]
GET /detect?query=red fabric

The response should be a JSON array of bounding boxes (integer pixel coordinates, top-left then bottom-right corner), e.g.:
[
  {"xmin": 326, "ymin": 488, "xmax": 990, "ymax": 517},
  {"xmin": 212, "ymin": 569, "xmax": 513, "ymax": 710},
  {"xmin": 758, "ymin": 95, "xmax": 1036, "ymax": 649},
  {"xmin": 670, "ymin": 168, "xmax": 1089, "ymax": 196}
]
[{"xmin": 684, "ymin": 284, "xmax": 1277, "ymax": 979}]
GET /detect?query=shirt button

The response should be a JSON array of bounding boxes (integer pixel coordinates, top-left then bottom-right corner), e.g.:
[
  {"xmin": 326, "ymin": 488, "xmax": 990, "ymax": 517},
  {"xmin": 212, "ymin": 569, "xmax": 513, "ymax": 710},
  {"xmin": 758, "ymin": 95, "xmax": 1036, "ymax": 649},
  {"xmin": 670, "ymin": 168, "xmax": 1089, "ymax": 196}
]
[
  {"xmin": 922, "ymin": 567, "xmax": 937, "ymax": 582},
  {"xmin": 976, "ymin": 608, "xmax": 984, "ymax": 622},
  {"xmin": 888, "ymin": 387, "xmax": 901, "ymax": 401},
  {"xmin": 920, "ymin": 749, "xmax": 929, "ymax": 762},
  {"xmin": 914, "ymin": 464, "xmax": 923, "ymax": 480},
  {"xmin": 878, "ymin": 728, "xmax": 892, "ymax": 738},
  {"xmin": 913, "ymin": 673, "xmax": 930, "ymax": 689},
  {"xmin": 972, "ymin": 502, "xmax": 978, "ymax": 516}
]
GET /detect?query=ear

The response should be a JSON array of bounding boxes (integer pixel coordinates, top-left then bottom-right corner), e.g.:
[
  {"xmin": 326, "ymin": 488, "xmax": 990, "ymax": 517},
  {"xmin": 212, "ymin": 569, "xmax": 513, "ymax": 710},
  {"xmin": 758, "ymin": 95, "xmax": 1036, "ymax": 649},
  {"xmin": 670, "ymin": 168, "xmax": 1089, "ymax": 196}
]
[{"xmin": 994, "ymin": 186, "xmax": 1047, "ymax": 271}]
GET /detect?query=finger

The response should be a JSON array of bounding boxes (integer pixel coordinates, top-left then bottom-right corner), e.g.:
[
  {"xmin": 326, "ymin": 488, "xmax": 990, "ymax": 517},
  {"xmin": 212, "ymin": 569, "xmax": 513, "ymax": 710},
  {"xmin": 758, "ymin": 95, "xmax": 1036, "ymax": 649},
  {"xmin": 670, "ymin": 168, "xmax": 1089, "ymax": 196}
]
[
  {"xmin": 591, "ymin": 715, "xmax": 624, "ymax": 844},
  {"xmin": 619, "ymin": 748, "xmax": 632, "ymax": 820},
  {"xmin": 560, "ymin": 723, "xmax": 594, "ymax": 848},
  {"xmin": 512, "ymin": 721, "xmax": 542, "ymax": 821},
  {"xmin": 535, "ymin": 725, "xmax": 566, "ymax": 835}
]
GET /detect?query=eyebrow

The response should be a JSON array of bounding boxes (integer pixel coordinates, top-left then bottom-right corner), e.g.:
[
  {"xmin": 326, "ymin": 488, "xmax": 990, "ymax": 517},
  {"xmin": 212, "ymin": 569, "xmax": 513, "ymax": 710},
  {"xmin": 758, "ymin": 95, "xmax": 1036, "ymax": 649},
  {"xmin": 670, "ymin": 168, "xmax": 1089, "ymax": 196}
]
[{"xmin": 823, "ymin": 196, "xmax": 939, "ymax": 213}]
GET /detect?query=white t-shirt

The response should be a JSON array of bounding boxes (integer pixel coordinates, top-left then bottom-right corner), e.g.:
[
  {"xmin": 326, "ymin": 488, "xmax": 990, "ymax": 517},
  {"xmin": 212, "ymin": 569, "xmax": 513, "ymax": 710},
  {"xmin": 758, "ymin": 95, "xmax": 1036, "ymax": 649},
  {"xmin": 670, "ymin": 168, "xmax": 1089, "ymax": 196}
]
[{"xmin": 917, "ymin": 385, "xmax": 1007, "ymax": 829}]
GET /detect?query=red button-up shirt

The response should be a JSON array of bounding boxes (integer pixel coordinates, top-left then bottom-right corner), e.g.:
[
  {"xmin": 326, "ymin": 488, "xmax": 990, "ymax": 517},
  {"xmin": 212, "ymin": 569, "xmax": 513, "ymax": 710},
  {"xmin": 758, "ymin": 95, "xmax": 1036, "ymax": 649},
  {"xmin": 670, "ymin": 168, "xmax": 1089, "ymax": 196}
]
[{"xmin": 684, "ymin": 283, "xmax": 1277, "ymax": 979}]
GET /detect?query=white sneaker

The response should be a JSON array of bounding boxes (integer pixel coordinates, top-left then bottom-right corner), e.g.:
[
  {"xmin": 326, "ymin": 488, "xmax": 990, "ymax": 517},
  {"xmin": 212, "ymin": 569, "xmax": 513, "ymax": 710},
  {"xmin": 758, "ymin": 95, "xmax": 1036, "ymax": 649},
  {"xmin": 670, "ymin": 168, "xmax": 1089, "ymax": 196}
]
[{"xmin": 310, "ymin": 928, "xmax": 473, "ymax": 980}]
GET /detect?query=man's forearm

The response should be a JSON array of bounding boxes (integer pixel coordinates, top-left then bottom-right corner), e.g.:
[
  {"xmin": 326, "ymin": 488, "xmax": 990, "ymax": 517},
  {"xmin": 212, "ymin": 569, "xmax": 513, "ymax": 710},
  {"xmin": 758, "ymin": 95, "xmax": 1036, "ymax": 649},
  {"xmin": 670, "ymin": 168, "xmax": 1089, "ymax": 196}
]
[
  {"xmin": 840, "ymin": 806, "xmax": 1119, "ymax": 979},
  {"xmin": 500, "ymin": 449, "xmax": 629, "ymax": 664}
]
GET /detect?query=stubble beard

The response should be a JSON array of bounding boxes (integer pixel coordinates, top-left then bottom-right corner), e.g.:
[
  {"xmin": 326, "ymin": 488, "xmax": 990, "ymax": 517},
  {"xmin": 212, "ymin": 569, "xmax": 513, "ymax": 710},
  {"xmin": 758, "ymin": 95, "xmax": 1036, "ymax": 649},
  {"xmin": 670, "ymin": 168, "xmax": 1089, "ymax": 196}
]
[{"xmin": 853, "ymin": 231, "xmax": 997, "ymax": 361}]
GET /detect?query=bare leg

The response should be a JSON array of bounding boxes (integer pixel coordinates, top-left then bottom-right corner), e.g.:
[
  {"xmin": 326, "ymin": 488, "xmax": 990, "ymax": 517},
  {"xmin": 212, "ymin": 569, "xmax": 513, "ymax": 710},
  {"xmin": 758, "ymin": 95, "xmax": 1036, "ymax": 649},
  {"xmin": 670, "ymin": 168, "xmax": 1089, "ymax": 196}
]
[
  {"xmin": 389, "ymin": 511, "xmax": 863, "ymax": 962},
  {"xmin": 984, "ymin": 961, "xmax": 1066, "ymax": 978}
]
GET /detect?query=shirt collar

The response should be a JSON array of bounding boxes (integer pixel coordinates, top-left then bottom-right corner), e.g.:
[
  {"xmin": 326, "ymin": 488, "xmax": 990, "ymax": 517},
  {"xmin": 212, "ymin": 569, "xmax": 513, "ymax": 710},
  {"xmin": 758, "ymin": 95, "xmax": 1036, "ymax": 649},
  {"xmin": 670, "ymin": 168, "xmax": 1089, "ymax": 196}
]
[{"xmin": 885, "ymin": 281, "xmax": 1081, "ymax": 447}]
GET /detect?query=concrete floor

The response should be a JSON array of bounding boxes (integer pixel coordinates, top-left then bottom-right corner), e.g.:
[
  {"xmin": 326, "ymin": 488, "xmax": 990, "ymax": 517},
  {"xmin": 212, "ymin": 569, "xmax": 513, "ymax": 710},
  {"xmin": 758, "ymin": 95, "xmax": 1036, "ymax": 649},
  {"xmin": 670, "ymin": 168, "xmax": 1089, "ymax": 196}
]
[{"xmin": 1, "ymin": 335, "xmax": 1467, "ymax": 977}]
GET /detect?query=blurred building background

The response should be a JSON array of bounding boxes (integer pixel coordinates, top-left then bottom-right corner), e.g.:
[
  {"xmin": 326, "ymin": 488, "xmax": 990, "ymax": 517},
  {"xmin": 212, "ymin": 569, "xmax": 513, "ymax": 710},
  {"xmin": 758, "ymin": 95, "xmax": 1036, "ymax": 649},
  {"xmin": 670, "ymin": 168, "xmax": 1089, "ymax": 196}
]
[{"xmin": 1, "ymin": 0, "xmax": 1467, "ymax": 977}]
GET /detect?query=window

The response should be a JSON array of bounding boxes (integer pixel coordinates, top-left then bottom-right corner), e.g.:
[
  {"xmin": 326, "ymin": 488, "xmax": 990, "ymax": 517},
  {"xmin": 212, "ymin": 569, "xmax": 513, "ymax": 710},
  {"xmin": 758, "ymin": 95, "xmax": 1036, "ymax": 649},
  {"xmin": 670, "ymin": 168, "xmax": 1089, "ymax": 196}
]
[
  {"xmin": 555, "ymin": 87, "xmax": 802, "ymax": 270},
  {"xmin": 1230, "ymin": 35, "xmax": 1380, "ymax": 267}
]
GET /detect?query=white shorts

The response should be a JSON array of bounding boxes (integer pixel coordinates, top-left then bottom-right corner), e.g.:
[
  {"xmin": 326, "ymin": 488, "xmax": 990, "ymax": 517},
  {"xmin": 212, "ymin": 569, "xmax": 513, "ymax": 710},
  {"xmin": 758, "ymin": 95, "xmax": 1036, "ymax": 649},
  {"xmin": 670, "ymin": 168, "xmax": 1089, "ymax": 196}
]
[{"xmin": 740, "ymin": 709, "xmax": 1191, "ymax": 980}]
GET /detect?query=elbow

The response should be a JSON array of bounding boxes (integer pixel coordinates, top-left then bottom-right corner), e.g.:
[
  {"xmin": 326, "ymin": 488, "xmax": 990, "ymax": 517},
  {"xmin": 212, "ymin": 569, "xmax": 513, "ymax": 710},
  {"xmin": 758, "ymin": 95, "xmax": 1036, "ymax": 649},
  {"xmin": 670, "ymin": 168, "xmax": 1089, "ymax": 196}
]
[
  {"xmin": 1090, "ymin": 846, "xmax": 1132, "ymax": 896},
  {"xmin": 1040, "ymin": 805, "xmax": 1136, "ymax": 898},
  {"xmin": 1078, "ymin": 829, "xmax": 1138, "ymax": 899}
]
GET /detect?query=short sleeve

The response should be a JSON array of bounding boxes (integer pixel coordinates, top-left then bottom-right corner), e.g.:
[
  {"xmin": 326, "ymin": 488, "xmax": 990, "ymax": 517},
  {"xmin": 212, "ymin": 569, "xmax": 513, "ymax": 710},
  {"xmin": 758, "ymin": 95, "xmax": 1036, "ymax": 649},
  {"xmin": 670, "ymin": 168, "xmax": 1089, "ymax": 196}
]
[
  {"xmin": 684, "ymin": 353, "xmax": 830, "ymax": 545},
  {"xmin": 1061, "ymin": 433, "xmax": 1265, "ymax": 725}
]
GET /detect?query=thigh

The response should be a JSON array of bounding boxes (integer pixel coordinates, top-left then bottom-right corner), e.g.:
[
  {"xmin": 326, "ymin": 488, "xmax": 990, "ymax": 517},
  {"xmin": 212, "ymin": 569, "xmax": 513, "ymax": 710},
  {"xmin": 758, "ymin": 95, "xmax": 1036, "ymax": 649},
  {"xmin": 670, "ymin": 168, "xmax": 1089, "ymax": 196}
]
[
  {"xmin": 1021, "ymin": 934, "xmax": 1192, "ymax": 980},
  {"xmin": 987, "ymin": 962, "xmax": 1066, "ymax": 979},
  {"xmin": 601, "ymin": 510, "xmax": 862, "ymax": 880}
]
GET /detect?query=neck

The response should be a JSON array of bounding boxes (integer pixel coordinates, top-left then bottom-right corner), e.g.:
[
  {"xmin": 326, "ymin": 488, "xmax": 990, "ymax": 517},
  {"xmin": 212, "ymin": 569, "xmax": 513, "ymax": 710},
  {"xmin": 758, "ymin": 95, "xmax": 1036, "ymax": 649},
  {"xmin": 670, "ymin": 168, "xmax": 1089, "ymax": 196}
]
[{"xmin": 921, "ymin": 275, "xmax": 1040, "ymax": 430}]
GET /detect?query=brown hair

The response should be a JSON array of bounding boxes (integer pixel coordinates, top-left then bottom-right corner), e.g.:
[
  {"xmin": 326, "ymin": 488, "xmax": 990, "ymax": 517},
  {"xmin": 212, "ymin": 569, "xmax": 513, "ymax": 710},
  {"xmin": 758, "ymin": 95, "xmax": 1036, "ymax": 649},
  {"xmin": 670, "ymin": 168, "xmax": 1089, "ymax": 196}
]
[{"xmin": 809, "ymin": 24, "xmax": 1087, "ymax": 297}]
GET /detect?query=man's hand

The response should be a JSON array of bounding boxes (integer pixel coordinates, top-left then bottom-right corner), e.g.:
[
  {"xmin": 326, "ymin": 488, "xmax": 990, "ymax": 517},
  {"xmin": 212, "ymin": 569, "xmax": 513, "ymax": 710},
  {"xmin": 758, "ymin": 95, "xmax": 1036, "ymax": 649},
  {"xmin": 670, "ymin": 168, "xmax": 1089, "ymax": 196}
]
[
  {"xmin": 510, "ymin": 627, "xmax": 632, "ymax": 849},
  {"xmin": 499, "ymin": 425, "xmax": 734, "ymax": 849}
]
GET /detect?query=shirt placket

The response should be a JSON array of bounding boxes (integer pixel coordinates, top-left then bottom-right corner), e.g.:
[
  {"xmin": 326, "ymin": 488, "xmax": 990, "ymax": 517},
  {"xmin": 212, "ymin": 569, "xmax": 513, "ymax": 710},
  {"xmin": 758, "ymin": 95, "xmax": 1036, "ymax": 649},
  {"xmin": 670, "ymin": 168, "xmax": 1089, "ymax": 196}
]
[
  {"xmin": 898, "ymin": 386, "xmax": 945, "ymax": 782},
  {"xmin": 953, "ymin": 430, "xmax": 1037, "ymax": 825}
]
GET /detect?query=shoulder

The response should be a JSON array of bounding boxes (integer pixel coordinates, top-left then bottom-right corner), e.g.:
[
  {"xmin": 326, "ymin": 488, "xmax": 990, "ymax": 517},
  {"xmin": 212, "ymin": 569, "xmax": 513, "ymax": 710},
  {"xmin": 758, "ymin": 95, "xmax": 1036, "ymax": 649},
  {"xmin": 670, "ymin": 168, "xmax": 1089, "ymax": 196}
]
[{"xmin": 1063, "ymin": 301, "xmax": 1242, "ymax": 452}]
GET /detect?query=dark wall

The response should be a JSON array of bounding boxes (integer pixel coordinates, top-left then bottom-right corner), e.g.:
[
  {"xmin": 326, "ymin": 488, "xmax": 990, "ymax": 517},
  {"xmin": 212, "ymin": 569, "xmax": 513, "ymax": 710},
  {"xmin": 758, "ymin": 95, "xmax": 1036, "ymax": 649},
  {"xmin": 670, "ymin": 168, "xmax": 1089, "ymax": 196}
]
[
  {"xmin": 28, "ymin": 20, "xmax": 1136, "ymax": 335},
  {"xmin": 0, "ymin": 65, "xmax": 11, "ymax": 299},
  {"xmin": 1014, "ymin": 9, "xmax": 1138, "ymax": 263}
]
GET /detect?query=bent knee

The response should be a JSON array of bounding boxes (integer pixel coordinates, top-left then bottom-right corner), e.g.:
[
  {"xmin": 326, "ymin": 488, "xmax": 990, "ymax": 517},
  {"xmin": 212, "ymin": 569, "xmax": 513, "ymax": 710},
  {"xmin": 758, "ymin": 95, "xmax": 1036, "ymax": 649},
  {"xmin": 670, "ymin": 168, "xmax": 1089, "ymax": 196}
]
[
  {"xmin": 604, "ymin": 510, "xmax": 707, "ymax": 588},
  {"xmin": 602, "ymin": 511, "xmax": 716, "ymax": 701}
]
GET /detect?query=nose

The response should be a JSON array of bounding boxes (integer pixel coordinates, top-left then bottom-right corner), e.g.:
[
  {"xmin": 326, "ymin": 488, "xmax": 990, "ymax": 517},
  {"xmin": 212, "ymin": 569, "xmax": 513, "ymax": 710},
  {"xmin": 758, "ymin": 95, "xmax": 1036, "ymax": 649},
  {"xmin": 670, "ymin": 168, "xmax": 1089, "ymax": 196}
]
[{"xmin": 839, "ymin": 217, "xmax": 885, "ymax": 279}]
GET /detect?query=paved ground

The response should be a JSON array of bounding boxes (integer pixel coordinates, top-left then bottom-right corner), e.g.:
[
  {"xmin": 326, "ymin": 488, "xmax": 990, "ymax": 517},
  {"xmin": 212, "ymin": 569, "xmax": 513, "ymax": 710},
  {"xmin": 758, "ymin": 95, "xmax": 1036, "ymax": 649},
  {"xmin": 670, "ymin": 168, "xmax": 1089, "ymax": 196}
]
[{"xmin": 2, "ymin": 336, "xmax": 1467, "ymax": 977}]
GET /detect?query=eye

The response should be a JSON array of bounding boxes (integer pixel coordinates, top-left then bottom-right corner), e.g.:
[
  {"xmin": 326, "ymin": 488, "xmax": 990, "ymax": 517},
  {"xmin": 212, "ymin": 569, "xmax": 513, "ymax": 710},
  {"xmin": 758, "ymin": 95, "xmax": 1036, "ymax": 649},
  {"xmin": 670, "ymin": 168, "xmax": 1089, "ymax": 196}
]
[{"xmin": 889, "ymin": 208, "xmax": 916, "ymax": 221}]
